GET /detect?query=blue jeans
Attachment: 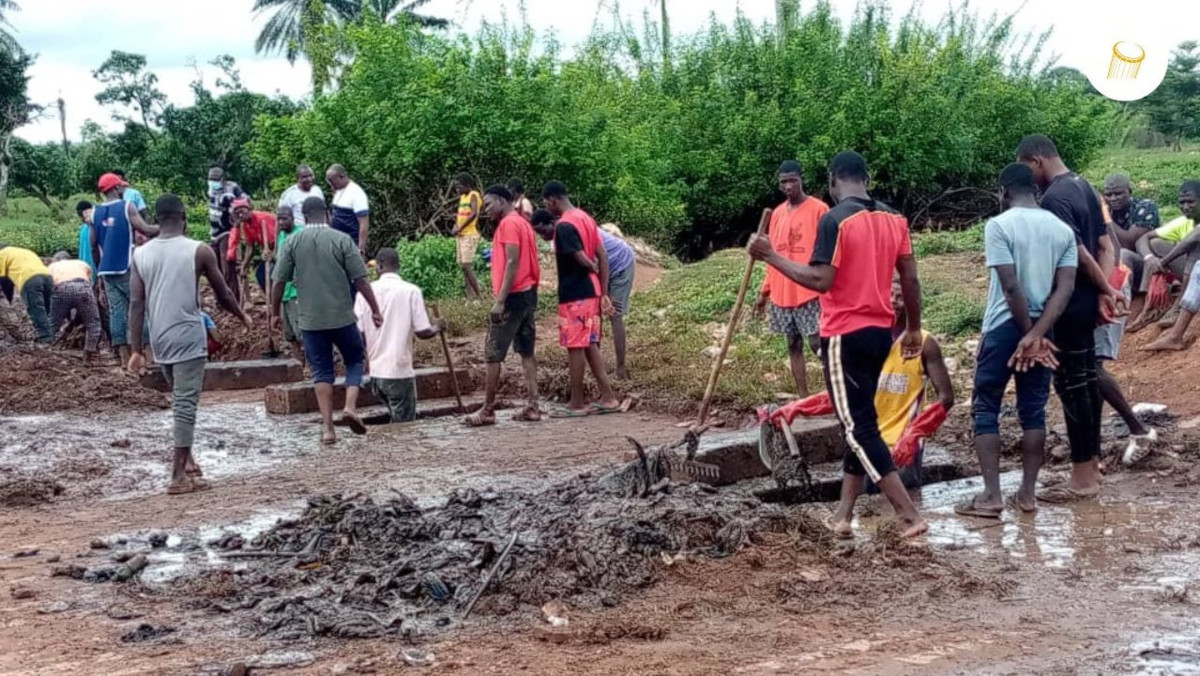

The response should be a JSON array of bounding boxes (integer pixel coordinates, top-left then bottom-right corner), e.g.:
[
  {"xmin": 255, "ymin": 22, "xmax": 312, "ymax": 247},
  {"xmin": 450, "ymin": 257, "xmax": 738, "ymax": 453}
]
[
  {"xmin": 302, "ymin": 323, "xmax": 365, "ymax": 387},
  {"xmin": 102, "ymin": 272, "xmax": 130, "ymax": 347},
  {"xmin": 972, "ymin": 319, "xmax": 1053, "ymax": 435}
]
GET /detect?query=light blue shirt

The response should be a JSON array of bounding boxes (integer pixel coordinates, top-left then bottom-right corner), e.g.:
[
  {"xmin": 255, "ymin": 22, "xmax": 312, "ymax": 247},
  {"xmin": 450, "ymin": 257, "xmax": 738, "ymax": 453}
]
[
  {"xmin": 78, "ymin": 223, "xmax": 95, "ymax": 269},
  {"xmin": 123, "ymin": 186, "xmax": 147, "ymax": 212},
  {"xmin": 981, "ymin": 207, "xmax": 1078, "ymax": 334},
  {"xmin": 600, "ymin": 229, "xmax": 635, "ymax": 275}
]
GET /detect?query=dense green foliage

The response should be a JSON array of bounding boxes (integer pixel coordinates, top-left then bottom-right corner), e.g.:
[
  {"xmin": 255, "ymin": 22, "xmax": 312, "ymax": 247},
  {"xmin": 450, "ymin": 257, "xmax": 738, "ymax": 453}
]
[
  {"xmin": 395, "ymin": 235, "xmax": 489, "ymax": 300},
  {"xmin": 251, "ymin": 3, "xmax": 1114, "ymax": 257},
  {"xmin": 1133, "ymin": 42, "xmax": 1200, "ymax": 150}
]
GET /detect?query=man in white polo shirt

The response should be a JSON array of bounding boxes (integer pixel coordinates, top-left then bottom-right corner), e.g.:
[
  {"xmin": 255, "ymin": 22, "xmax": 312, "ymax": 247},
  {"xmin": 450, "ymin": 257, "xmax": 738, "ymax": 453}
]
[
  {"xmin": 355, "ymin": 247, "xmax": 447, "ymax": 422},
  {"xmin": 278, "ymin": 164, "xmax": 324, "ymax": 228},
  {"xmin": 326, "ymin": 164, "xmax": 370, "ymax": 256}
]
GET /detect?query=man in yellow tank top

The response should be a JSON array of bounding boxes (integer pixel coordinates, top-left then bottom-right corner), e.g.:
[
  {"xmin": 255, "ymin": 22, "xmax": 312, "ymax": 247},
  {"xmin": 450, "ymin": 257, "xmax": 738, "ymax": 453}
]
[
  {"xmin": 761, "ymin": 280, "xmax": 955, "ymax": 491},
  {"xmin": 452, "ymin": 172, "xmax": 484, "ymax": 300}
]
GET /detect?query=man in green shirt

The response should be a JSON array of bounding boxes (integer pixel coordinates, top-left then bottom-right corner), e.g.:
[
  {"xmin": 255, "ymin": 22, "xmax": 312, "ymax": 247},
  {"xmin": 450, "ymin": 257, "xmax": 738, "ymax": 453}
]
[
  {"xmin": 273, "ymin": 197, "xmax": 383, "ymax": 445},
  {"xmin": 1132, "ymin": 181, "xmax": 1199, "ymax": 330},
  {"xmin": 271, "ymin": 205, "xmax": 305, "ymax": 367}
]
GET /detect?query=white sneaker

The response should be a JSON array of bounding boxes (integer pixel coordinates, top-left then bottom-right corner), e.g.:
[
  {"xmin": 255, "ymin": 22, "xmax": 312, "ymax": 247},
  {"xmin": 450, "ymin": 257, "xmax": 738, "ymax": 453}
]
[
  {"xmin": 1123, "ymin": 428, "xmax": 1158, "ymax": 467},
  {"xmin": 1132, "ymin": 403, "xmax": 1167, "ymax": 416}
]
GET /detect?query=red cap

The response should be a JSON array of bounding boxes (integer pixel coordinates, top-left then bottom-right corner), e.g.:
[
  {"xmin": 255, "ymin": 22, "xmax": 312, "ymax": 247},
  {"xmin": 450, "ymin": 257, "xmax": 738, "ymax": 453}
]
[{"xmin": 97, "ymin": 173, "xmax": 128, "ymax": 193}]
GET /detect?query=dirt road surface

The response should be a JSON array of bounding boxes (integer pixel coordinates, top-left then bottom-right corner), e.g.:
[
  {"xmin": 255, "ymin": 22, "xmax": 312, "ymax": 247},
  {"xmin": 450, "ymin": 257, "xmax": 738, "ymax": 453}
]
[{"xmin": 4, "ymin": 396, "xmax": 1200, "ymax": 675}]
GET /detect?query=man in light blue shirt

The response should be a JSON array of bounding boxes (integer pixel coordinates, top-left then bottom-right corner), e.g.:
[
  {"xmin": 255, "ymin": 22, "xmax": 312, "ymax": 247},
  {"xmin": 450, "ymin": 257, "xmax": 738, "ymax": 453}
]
[
  {"xmin": 958, "ymin": 163, "xmax": 1077, "ymax": 520},
  {"xmin": 113, "ymin": 170, "xmax": 149, "ymax": 220}
]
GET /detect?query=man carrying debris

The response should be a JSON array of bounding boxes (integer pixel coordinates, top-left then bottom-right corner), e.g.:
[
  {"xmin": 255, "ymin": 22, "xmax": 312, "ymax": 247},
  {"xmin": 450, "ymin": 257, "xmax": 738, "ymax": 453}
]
[
  {"xmin": 1016, "ymin": 135, "xmax": 1126, "ymax": 504},
  {"xmin": 278, "ymin": 165, "xmax": 323, "ymax": 228},
  {"xmin": 0, "ymin": 244, "xmax": 54, "ymax": 344},
  {"xmin": 47, "ymin": 252, "xmax": 102, "ymax": 364},
  {"xmin": 954, "ymin": 163, "xmax": 1077, "ymax": 518},
  {"xmin": 748, "ymin": 151, "xmax": 928, "ymax": 539},
  {"xmin": 92, "ymin": 172, "xmax": 160, "ymax": 363},
  {"xmin": 452, "ymin": 173, "xmax": 485, "ymax": 301},
  {"xmin": 1129, "ymin": 181, "xmax": 1200, "ymax": 332},
  {"xmin": 539, "ymin": 181, "xmax": 623, "ymax": 417},
  {"xmin": 762, "ymin": 276, "xmax": 955, "ymax": 491},
  {"xmin": 753, "ymin": 161, "xmax": 830, "ymax": 398},
  {"xmin": 128, "ymin": 194, "xmax": 250, "ymax": 495},
  {"xmin": 273, "ymin": 197, "xmax": 384, "ymax": 444},
  {"xmin": 227, "ymin": 198, "xmax": 277, "ymax": 298},
  {"xmin": 463, "ymin": 185, "xmax": 541, "ymax": 426},
  {"xmin": 272, "ymin": 205, "xmax": 305, "ymax": 366},
  {"xmin": 355, "ymin": 247, "xmax": 447, "ymax": 423}
]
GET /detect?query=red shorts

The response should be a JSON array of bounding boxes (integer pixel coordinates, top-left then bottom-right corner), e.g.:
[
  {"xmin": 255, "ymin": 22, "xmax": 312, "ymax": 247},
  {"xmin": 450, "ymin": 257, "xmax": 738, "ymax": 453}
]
[{"xmin": 558, "ymin": 298, "xmax": 602, "ymax": 349}]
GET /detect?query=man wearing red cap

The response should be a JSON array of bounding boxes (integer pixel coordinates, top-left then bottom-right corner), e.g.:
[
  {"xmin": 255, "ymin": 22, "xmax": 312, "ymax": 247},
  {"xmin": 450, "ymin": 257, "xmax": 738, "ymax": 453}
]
[
  {"xmin": 91, "ymin": 172, "xmax": 158, "ymax": 363},
  {"xmin": 227, "ymin": 198, "xmax": 277, "ymax": 299}
]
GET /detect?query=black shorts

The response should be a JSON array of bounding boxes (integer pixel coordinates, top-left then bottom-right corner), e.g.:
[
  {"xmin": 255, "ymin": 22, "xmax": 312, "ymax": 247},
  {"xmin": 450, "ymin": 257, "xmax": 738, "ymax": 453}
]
[{"xmin": 485, "ymin": 289, "xmax": 538, "ymax": 363}]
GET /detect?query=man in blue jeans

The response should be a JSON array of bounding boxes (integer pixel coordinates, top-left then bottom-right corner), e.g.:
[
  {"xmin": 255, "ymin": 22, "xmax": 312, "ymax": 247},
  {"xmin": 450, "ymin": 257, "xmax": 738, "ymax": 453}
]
[
  {"xmin": 91, "ymin": 172, "xmax": 159, "ymax": 364},
  {"xmin": 957, "ymin": 163, "xmax": 1078, "ymax": 518},
  {"xmin": 273, "ymin": 196, "xmax": 383, "ymax": 446}
]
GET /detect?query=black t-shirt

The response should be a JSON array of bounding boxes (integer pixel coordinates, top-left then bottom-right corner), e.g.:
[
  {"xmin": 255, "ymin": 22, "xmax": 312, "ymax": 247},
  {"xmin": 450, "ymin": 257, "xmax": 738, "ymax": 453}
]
[
  {"xmin": 1041, "ymin": 172, "xmax": 1104, "ymax": 320},
  {"xmin": 554, "ymin": 223, "xmax": 597, "ymax": 303}
]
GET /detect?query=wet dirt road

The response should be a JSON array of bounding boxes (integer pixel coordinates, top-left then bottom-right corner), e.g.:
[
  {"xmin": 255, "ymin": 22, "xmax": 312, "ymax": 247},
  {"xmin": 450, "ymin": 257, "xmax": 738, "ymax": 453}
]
[{"xmin": 3, "ymin": 400, "xmax": 1200, "ymax": 675}]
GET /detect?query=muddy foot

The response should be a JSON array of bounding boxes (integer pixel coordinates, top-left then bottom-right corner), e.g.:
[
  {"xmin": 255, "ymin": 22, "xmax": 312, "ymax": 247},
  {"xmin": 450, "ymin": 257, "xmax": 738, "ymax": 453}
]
[
  {"xmin": 1142, "ymin": 335, "xmax": 1187, "ymax": 352},
  {"xmin": 321, "ymin": 428, "xmax": 337, "ymax": 446},
  {"xmin": 1007, "ymin": 493, "xmax": 1037, "ymax": 514},
  {"xmin": 823, "ymin": 515, "xmax": 853, "ymax": 540},
  {"xmin": 901, "ymin": 519, "xmax": 929, "ymax": 538}
]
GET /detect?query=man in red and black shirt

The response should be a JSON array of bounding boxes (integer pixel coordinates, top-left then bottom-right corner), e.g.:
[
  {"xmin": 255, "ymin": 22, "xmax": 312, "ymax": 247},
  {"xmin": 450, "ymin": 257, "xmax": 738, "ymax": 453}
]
[{"xmin": 749, "ymin": 151, "xmax": 927, "ymax": 540}]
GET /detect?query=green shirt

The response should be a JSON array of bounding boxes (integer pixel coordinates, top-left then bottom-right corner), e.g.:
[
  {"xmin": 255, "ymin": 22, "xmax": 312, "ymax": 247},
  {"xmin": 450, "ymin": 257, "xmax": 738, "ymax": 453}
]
[
  {"xmin": 273, "ymin": 225, "xmax": 367, "ymax": 331},
  {"xmin": 275, "ymin": 227, "xmax": 299, "ymax": 302},
  {"xmin": 1155, "ymin": 216, "xmax": 1196, "ymax": 244}
]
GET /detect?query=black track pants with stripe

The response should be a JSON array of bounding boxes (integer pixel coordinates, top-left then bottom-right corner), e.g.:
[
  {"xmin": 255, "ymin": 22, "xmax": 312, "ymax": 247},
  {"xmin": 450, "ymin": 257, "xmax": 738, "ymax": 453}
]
[{"xmin": 821, "ymin": 326, "xmax": 896, "ymax": 482}]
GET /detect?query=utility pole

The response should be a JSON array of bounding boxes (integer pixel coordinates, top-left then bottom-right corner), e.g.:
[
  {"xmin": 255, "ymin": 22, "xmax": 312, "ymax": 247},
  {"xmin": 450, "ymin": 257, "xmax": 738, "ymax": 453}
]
[{"xmin": 56, "ymin": 97, "xmax": 68, "ymax": 153}]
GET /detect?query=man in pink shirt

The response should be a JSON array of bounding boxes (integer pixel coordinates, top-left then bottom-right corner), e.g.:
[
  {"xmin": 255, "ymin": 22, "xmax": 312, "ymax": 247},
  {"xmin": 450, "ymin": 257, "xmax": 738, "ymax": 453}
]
[{"xmin": 354, "ymin": 248, "xmax": 446, "ymax": 423}]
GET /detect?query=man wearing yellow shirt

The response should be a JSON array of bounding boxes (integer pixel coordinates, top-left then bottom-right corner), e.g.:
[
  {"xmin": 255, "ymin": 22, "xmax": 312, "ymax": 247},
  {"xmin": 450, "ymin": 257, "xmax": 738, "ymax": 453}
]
[
  {"xmin": 452, "ymin": 172, "xmax": 484, "ymax": 301},
  {"xmin": 47, "ymin": 252, "xmax": 102, "ymax": 363},
  {"xmin": 1131, "ymin": 181, "xmax": 1199, "ymax": 330},
  {"xmin": 0, "ymin": 244, "xmax": 54, "ymax": 343}
]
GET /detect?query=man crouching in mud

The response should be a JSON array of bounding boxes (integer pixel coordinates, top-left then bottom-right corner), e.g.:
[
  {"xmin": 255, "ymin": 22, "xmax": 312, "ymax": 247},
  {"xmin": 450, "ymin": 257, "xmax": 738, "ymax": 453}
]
[{"xmin": 748, "ymin": 150, "xmax": 928, "ymax": 539}]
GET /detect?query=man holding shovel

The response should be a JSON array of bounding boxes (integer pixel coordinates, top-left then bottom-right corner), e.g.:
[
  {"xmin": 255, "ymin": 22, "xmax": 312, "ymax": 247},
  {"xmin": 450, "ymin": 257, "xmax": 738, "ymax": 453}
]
[
  {"xmin": 748, "ymin": 151, "xmax": 928, "ymax": 539},
  {"xmin": 228, "ymin": 198, "xmax": 277, "ymax": 304}
]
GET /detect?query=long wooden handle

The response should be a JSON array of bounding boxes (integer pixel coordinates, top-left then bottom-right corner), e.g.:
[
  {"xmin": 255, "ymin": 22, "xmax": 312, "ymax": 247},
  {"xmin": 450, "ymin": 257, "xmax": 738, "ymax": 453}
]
[
  {"xmin": 431, "ymin": 303, "xmax": 465, "ymax": 412},
  {"xmin": 697, "ymin": 208, "xmax": 772, "ymax": 425}
]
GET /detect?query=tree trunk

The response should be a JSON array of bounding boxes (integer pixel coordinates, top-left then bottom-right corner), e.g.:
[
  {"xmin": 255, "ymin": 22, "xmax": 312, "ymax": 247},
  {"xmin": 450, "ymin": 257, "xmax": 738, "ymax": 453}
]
[
  {"xmin": 57, "ymin": 98, "xmax": 69, "ymax": 153},
  {"xmin": 0, "ymin": 132, "xmax": 11, "ymax": 216},
  {"xmin": 660, "ymin": 0, "xmax": 671, "ymax": 72}
]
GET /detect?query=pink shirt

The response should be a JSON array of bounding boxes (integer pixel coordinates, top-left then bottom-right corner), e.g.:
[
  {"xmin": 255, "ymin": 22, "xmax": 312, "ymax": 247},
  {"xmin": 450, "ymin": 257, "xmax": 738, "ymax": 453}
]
[{"xmin": 354, "ymin": 273, "xmax": 433, "ymax": 380}]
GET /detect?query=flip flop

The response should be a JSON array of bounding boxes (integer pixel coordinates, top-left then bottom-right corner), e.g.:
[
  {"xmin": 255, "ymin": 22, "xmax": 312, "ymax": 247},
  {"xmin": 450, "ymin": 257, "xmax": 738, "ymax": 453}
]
[
  {"xmin": 1036, "ymin": 485, "xmax": 1099, "ymax": 504},
  {"xmin": 463, "ymin": 412, "xmax": 497, "ymax": 427},
  {"xmin": 1005, "ymin": 494, "xmax": 1037, "ymax": 514},
  {"xmin": 340, "ymin": 412, "xmax": 368, "ymax": 436},
  {"xmin": 954, "ymin": 496, "xmax": 1003, "ymax": 519},
  {"xmin": 167, "ymin": 477, "xmax": 212, "ymax": 495},
  {"xmin": 588, "ymin": 401, "xmax": 625, "ymax": 416},
  {"xmin": 549, "ymin": 407, "xmax": 591, "ymax": 419},
  {"xmin": 185, "ymin": 466, "xmax": 204, "ymax": 478},
  {"xmin": 512, "ymin": 406, "xmax": 542, "ymax": 422}
]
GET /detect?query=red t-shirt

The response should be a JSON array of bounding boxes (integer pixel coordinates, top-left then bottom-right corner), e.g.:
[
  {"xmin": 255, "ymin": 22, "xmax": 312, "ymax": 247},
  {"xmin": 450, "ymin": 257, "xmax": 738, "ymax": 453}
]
[
  {"xmin": 491, "ymin": 211, "xmax": 541, "ymax": 297},
  {"xmin": 227, "ymin": 211, "xmax": 278, "ymax": 262},
  {"xmin": 760, "ymin": 197, "xmax": 830, "ymax": 308},
  {"xmin": 557, "ymin": 207, "xmax": 602, "ymax": 296},
  {"xmin": 810, "ymin": 197, "xmax": 912, "ymax": 337}
]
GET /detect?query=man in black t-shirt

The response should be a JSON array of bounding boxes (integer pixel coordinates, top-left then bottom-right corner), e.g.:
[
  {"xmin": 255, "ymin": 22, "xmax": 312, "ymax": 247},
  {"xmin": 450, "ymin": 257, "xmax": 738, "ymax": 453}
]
[{"xmin": 1017, "ymin": 134, "xmax": 1127, "ymax": 504}]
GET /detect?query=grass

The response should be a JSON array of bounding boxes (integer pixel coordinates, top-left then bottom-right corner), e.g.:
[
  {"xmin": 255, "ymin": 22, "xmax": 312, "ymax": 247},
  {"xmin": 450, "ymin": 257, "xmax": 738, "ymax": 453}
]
[
  {"xmin": 0, "ymin": 195, "xmax": 211, "ymax": 257},
  {"xmin": 1083, "ymin": 144, "xmax": 1200, "ymax": 220},
  {"xmin": 913, "ymin": 222, "xmax": 985, "ymax": 257}
]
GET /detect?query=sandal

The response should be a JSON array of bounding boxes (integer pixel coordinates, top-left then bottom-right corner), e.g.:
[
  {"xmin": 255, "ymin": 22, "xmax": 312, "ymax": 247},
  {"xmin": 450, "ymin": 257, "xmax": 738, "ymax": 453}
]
[
  {"xmin": 512, "ymin": 406, "xmax": 542, "ymax": 422},
  {"xmin": 588, "ymin": 401, "xmax": 624, "ymax": 416},
  {"xmin": 167, "ymin": 477, "xmax": 212, "ymax": 495},
  {"xmin": 549, "ymin": 407, "xmax": 591, "ymax": 419},
  {"xmin": 339, "ymin": 412, "xmax": 368, "ymax": 436},
  {"xmin": 1005, "ymin": 494, "xmax": 1037, "ymax": 514},
  {"xmin": 463, "ymin": 412, "xmax": 497, "ymax": 427},
  {"xmin": 1036, "ymin": 484, "xmax": 1099, "ymax": 504},
  {"xmin": 954, "ymin": 495, "xmax": 1003, "ymax": 519}
]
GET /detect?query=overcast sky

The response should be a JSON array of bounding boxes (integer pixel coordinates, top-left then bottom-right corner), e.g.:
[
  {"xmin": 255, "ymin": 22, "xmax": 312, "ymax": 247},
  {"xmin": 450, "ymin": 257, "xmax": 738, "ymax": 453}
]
[{"xmin": 11, "ymin": 0, "xmax": 1186, "ymax": 144}]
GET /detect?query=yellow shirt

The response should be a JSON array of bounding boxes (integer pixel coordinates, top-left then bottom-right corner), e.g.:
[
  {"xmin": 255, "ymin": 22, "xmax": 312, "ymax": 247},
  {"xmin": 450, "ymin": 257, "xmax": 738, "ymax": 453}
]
[
  {"xmin": 1155, "ymin": 216, "xmax": 1196, "ymax": 244},
  {"xmin": 48, "ymin": 259, "xmax": 92, "ymax": 286},
  {"xmin": 876, "ymin": 332, "xmax": 929, "ymax": 448},
  {"xmin": 456, "ymin": 190, "xmax": 482, "ymax": 238},
  {"xmin": 0, "ymin": 247, "xmax": 51, "ymax": 293}
]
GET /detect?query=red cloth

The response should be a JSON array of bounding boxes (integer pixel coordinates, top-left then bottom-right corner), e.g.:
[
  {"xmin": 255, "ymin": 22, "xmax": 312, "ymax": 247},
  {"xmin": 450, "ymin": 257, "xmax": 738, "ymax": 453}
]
[
  {"xmin": 558, "ymin": 208, "xmax": 603, "ymax": 296},
  {"xmin": 1146, "ymin": 272, "xmax": 1175, "ymax": 312},
  {"xmin": 227, "ymin": 211, "xmax": 277, "ymax": 262},
  {"xmin": 491, "ymin": 211, "xmax": 541, "ymax": 297},
  {"xmin": 891, "ymin": 401, "xmax": 948, "ymax": 468},
  {"xmin": 558, "ymin": 298, "xmax": 602, "ymax": 348}
]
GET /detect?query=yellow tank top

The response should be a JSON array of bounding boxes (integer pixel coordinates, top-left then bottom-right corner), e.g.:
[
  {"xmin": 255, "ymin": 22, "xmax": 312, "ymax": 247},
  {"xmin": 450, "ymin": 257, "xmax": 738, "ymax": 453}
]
[
  {"xmin": 875, "ymin": 332, "xmax": 928, "ymax": 448},
  {"xmin": 457, "ymin": 191, "xmax": 481, "ymax": 237}
]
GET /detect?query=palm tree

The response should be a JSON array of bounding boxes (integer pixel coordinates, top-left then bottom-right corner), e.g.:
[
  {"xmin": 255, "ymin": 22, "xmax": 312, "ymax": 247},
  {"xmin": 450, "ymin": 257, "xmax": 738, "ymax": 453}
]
[
  {"xmin": 253, "ymin": 0, "xmax": 446, "ymax": 77},
  {"xmin": 0, "ymin": 0, "xmax": 22, "ymax": 56}
]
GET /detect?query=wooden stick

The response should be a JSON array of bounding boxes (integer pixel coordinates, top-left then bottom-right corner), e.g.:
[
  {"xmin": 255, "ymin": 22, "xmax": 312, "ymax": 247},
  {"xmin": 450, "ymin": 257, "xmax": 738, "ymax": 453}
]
[
  {"xmin": 430, "ymin": 303, "xmax": 465, "ymax": 412},
  {"xmin": 696, "ymin": 208, "xmax": 772, "ymax": 425},
  {"xmin": 462, "ymin": 533, "xmax": 518, "ymax": 620}
]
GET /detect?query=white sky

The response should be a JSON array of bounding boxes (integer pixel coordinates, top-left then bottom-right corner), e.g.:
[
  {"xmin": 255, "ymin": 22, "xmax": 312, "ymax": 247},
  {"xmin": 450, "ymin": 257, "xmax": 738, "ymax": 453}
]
[{"xmin": 11, "ymin": 0, "xmax": 1187, "ymax": 144}]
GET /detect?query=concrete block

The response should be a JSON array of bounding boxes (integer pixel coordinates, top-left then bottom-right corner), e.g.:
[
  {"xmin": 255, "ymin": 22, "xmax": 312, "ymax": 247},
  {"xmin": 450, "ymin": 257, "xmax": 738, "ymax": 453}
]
[
  {"xmin": 264, "ymin": 367, "xmax": 475, "ymax": 415},
  {"xmin": 140, "ymin": 359, "xmax": 304, "ymax": 392}
]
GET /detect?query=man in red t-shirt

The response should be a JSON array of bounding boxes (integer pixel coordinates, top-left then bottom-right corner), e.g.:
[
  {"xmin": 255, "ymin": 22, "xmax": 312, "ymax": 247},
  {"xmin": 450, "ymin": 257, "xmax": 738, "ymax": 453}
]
[
  {"xmin": 229, "ymin": 198, "xmax": 278, "ymax": 298},
  {"xmin": 464, "ymin": 184, "xmax": 542, "ymax": 427},
  {"xmin": 754, "ymin": 160, "xmax": 830, "ymax": 397},
  {"xmin": 540, "ymin": 181, "xmax": 622, "ymax": 417},
  {"xmin": 748, "ymin": 151, "xmax": 928, "ymax": 540}
]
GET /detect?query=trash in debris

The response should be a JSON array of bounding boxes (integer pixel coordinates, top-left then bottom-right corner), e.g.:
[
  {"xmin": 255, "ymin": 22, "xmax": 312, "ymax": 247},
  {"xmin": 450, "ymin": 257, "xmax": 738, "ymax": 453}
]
[
  {"xmin": 245, "ymin": 651, "xmax": 315, "ymax": 669},
  {"xmin": 542, "ymin": 600, "xmax": 569, "ymax": 627},
  {"xmin": 400, "ymin": 649, "xmax": 435, "ymax": 668},
  {"xmin": 148, "ymin": 533, "xmax": 168, "ymax": 549}
]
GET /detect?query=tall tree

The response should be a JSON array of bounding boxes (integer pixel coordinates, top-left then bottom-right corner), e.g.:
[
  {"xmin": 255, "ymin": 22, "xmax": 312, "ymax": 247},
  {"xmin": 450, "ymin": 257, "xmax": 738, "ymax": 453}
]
[
  {"xmin": 253, "ymin": 0, "xmax": 446, "ymax": 94},
  {"xmin": 0, "ymin": 47, "xmax": 36, "ymax": 213},
  {"xmin": 1137, "ymin": 41, "xmax": 1200, "ymax": 150},
  {"xmin": 92, "ymin": 51, "xmax": 167, "ymax": 128},
  {"xmin": 0, "ymin": 0, "xmax": 20, "ymax": 56}
]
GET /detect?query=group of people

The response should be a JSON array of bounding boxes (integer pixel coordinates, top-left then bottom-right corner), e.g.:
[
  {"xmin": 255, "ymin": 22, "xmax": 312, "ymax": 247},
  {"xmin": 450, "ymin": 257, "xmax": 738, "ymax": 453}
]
[{"xmin": 747, "ymin": 135, "xmax": 1197, "ymax": 539}]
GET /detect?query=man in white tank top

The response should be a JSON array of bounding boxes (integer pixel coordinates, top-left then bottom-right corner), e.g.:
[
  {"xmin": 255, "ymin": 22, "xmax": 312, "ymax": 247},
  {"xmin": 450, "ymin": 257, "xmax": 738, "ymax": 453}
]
[{"xmin": 129, "ymin": 194, "xmax": 250, "ymax": 496}]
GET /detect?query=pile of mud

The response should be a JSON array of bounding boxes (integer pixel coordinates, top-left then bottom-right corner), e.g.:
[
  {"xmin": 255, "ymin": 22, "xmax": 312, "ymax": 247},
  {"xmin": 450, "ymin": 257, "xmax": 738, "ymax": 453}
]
[
  {"xmin": 173, "ymin": 472, "xmax": 806, "ymax": 640},
  {"xmin": 0, "ymin": 469, "xmax": 64, "ymax": 507},
  {"xmin": 0, "ymin": 347, "xmax": 168, "ymax": 415}
]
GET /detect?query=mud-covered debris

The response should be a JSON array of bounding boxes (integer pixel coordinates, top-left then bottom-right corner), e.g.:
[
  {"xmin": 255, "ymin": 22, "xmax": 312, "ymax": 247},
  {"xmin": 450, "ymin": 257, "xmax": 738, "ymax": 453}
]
[
  {"xmin": 245, "ymin": 651, "xmax": 315, "ymax": 669},
  {"xmin": 120, "ymin": 624, "xmax": 176, "ymax": 643},
  {"xmin": 44, "ymin": 554, "xmax": 60, "ymax": 563},
  {"xmin": 0, "ymin": 474, "xmax": 64, "ymax": 507},
  {"xmin": 148, "ymin": 533, "xmax": 168, "ymax": 549},
  {"xmin": 111, "ymin": 439, "xmax": 132, "ymax": 448},
  {"xmin": 89, "ymin": 539, "xmax": 110, "ymax": 550},
  {"xmin": 0, "ymin": 347, "xmax": 168, "ymax": 415},
  {"xmin": 51, "ymin": 565, "xmax": 87, "ymax": 580},
  {"xmin": 11, "ymin": 586, "xmax": 35, "ymax": 599},
  {"xmin": 13, "ymin": 548, "xmax": 39, "ymax": 558},
  {"xmin": 38, "ymin": 601, "xmax": 71, "ymax": 614},
  {"xmin": 400, "ymin": 649, "xmax": 435, "ymax": 668}
]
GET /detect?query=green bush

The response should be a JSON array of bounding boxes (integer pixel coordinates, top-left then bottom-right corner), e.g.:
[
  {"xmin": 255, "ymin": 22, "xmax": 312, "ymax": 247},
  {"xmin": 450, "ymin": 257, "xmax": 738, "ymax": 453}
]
[
  {"xmin": 913, "ymin": 222, "xmax": 986, "ymax": 257},
  {"xmin": 1083, "ymin": 144, "xmax": 1200, "ymax": 219},
  {"xmin": 0, "ymin": 218, "xmax": 79, "ymax": 256},
  {"xmin": 396, "ymin": 235, "xmax": 490, "ymax": 301}
]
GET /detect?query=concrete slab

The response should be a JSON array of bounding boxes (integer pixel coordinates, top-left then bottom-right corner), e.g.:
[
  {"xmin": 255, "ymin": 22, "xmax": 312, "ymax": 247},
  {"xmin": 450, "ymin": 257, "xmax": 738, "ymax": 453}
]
[
  {"xmin": 140, "ymin": 359, "xmax": 304, "ymax": 392},
  {"xmin": 264, "ymin": 367, "xmax": 476, "ymax": 415},
  {"xmin": 753, "ymin": 445, "xmax": 965, "ymax": 503}
]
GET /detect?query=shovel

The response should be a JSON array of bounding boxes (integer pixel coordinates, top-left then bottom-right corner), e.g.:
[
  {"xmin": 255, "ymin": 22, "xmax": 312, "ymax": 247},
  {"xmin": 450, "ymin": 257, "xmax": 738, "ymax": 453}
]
[
  {"xmin": 261, "ymin": 254, "xmax": 282, "ymax": 359},
  {"xmin": 431, "ymin": 303, "xmax": 464, "ymax": 412}
]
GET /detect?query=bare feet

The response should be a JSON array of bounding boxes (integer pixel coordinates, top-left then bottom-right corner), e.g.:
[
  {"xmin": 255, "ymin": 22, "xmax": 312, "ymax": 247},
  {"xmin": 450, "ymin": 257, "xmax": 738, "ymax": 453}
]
[
  {"xmin": 321, "ymin": 426, "xmax": 337, "ymax": 446},
  {"xmin": 185, "ymin": 459, "xmax": 204, "ymax": 478},
  {"xmin": 340, "ymin": 411, "xmax": 367, "ymax": 435},
  {"xmin": 1007, "ymin": 492, "xmax": 1037, "ymax": 514},
  {"xmin": 900, "ymin": 518, "xmax": 929, "ymax": 538},
  {"xmin": 615, "ymin": 366, "xmax": 629, "ymax": 381},
  {"xmin": 1143, "ymin": 334, "xmax": 1187, "ymax": 352},
  {"xmin": 823, "ymin": 515, "xmax": 853, "ymax": 540}
]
